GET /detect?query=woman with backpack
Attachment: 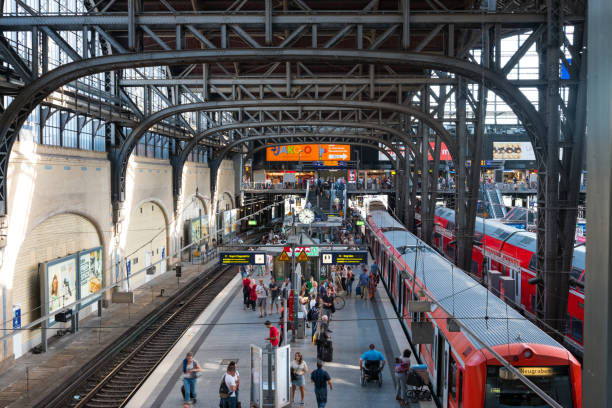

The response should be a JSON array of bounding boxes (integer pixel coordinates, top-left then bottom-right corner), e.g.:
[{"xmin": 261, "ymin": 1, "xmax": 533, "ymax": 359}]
[{"xmin": 181, "ymin": 352, "xmax": 202, "ymax": 405}]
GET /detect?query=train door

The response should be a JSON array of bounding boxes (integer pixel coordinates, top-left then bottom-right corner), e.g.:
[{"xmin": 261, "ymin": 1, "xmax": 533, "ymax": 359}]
[
  {"xmin": 435, "ymin": 331, "xmax": 450, "ymax": 407},
  {"xmin": 509, "ymin": 267, "xmax": 521, "ymax": 303}
]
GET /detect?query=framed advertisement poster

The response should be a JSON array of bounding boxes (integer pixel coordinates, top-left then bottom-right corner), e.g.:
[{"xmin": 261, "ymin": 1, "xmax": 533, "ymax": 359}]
[
  {"xmin": 78, "ymin": 246, "xmax": 103, "ymax": 309},
  {"xmin": 191, "ymin": 217, "xmax": 202, "ymax": 244},
  {"xmin": 201, "ymin": 214, "xmax": 209, "ymax": 239},
  {"xmin": 40, "ymin": 255, "xmax": 78, "ymax": 325},
  {"xmin": 230, "ymin": 209, "xmax": 238, "ymax": 233},
  {"xmin": 223, "ymin": 211, "xmax": 231, "ymax": 236}
]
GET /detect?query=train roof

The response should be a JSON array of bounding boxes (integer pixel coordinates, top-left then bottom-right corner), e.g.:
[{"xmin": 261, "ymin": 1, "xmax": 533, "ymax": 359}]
[
  {"xmin": 436, "ymin": 207, "xmax": 587, "ymax": 271},
  {"xmin": 369, "ymin": 210, "xmax": 562, "ymax": 350}
]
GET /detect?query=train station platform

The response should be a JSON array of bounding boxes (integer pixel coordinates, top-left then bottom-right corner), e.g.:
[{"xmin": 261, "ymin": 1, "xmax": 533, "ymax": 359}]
[
  {"xmin": 0, "ymin": 256, "xmax": 220, "ymax": 408},
  {"xmin": 128, "ymin": 267, "xmax": 436, "ymax": 408}
]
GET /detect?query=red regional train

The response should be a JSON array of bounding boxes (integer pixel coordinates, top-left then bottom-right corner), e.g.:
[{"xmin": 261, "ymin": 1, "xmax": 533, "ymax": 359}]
[
  {"xmin": 424, "ymin": 207, "xmax": 585, "ymax": 354},
  {"xmin": 365, "ymin": 203, "xmax": 582, "ymax": 408}
]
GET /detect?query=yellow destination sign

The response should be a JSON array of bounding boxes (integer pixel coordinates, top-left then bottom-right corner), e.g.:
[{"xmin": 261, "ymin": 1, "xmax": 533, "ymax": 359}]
[{"xmin": 518, "ymin": 367, "xmax": 554, "ymax": 377}]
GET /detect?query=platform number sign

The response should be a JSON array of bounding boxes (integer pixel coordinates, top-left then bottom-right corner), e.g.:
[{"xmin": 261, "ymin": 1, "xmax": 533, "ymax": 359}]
[
  {"xmin": 322, "ymin": 253, "xmax": 333, "ymax": 265},
  {"xmin": 254, "ymin": 253, "xmax": 265, "ymax": 265}
]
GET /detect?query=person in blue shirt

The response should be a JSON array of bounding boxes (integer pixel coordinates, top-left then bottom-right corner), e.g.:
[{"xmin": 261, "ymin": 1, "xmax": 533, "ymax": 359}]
[
  {"xmin": 358, "ymin": 268, "xmax": 369, "ymax": 299},
  {"xmin": 370, "ymin": 263, "xmax": 379, "ymax": 277},
  {"xmin": 360, "ymin": 344, "xmax": 386, "ymax": 370}
]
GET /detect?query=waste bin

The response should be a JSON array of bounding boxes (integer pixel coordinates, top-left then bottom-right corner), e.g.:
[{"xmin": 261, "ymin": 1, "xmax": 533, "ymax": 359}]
[{"xmin": 297, "ymin": 312, "xmax": 306, "ymax": 339}]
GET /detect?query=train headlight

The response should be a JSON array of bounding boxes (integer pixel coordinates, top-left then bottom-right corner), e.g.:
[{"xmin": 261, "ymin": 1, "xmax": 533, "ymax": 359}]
[{"xmin": 524, "ymin": 349, "xmax": 533, "ymax": 359}]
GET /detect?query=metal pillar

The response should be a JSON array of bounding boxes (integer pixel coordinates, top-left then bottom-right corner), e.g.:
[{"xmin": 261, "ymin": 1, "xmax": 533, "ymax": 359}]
[
  {"xmin": 454, "ymin": 77, "xmax": 469, "ymax": 270},
  {"xmin": 584, "ymin": 0, "xmax": 612, "ymax": 404}
]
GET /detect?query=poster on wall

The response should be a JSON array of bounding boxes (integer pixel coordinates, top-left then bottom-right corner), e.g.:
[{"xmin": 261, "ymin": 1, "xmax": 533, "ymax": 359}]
[
  {"xmin": 493, "ymin": 142, "xmax": 536, "ymax": 160},
  {"xmin": 191, "ymin": 218, "xmax": 202, "ymax": 244},
  {"xmin": 41, "ymin": 255, "xmax": 77, "ymax": 324},
  {"xmin": 230, "ymin": 209, "xmax": 238, "ymax": 233},
  {"xmin": 201, "ymin": 215, "xmax": 209, "ymax": 240},
  {"xmin": 78, "ymin": 247, "xmax": 103, "ymax": 307},
  {"xmin": 223, "ymin": 211, "xmax": 231, "ymax": 236}
]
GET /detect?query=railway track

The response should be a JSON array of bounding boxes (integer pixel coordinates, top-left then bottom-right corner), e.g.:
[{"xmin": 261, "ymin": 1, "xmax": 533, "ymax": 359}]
[{"xmin": 36, "ymin": 264, "xmax": 237, "ymax": 408}]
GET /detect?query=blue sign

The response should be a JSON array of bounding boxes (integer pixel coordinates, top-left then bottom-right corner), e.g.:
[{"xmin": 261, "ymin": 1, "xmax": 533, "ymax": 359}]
[
  {"xmin": 12, "ymin": 306, "xmax": 21, "ymax": 330},
  {"xmin": 561, "ymin": 58, "xmax": 572, "ymax": 80},
  {"xmin": 320, "ymin": 251, "xmax": 369, "ymax": 265},
  {"xmin": 126, "ymin": 259, "xmax": 131, "ymax": 277}
]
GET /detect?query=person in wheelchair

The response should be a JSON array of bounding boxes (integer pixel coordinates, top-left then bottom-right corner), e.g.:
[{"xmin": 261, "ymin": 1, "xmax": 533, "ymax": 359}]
[{"xmin": 359, "ymin": 344, "xmax": 385, "ymax": 385}]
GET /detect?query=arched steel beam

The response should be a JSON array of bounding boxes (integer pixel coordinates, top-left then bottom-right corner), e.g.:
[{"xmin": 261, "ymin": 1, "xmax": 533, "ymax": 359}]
[
  {"xmin": 118, "ymin": 99, "xmax": 453, "ymax": 163},
  {"xmin": 0, "ymin": 49, "xmax": 545, "ymax": 216},
  {"xmin": 171, "ymin": 125, "xmax": 411, "ymax": 197}
]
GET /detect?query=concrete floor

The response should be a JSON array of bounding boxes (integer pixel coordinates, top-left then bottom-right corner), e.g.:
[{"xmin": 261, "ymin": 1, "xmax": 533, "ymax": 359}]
[{"xmin": 132, "ymin": 267, "xmax": 435, "ymax": 408}]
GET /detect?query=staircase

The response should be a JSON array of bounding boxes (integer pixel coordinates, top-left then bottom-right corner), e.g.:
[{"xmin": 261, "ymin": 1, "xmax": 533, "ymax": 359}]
[{"xmin": 484, "ymin": 187, "xmax": 506, "ymax": 218}]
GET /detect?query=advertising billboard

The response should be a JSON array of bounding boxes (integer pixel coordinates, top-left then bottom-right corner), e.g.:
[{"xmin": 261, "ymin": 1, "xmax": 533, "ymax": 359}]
[
  {"xmin": 191, "ymin": 218, "xmax": 201, "ymax": 244},
  {"xmin": 230, "ymin": 209, "xmax": 238, "ymax": 233},
  {"xmin": 201, "ymin": 214, "xmax": 209, "ymax": 239},
  {"xmin": 427, "ymin": 142, "xmax": 452, "ymax": 161},
  {"xmin": 78, "ymin": 247, "xmax": 103, "ymax": 307},
  {"xmin": 266, "ymin": 144, "xmax": 350, "ymax": 161},
  {"xmin": 493, "ymin": 142, "xmax": 536, "ymax": 160},
  {"xmin": 41, "ymin": 255, "xmax": 77, "ymax": 324},
  {"xmin": 223, "ymin": 211, "xmax": 231, "ymax": 236}
]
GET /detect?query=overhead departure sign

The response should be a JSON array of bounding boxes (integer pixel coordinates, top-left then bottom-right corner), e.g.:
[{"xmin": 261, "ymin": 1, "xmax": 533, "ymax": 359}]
[
  {"xmin": 320, "ymin": 251, "xmax": 368, "ymax": 265},
  {"xmin": 220, "ymin": 252, "xmax": 265, "ymax": 265}
]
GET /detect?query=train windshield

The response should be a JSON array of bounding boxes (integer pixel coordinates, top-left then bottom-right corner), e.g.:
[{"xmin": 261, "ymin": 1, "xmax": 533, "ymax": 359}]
[{"xmin": 485, "ymin": 365, "xmax": 573, "ymax": 408}]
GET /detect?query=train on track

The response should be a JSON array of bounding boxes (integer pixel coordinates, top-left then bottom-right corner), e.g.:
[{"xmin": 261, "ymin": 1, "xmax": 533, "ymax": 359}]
[
  {"xmin": 365, "ymin": 202, "xmax": 581, "ymax": 408},
  {"xmin": 424, "ymin": 207, "xmax": 585, "ymax": 354}
]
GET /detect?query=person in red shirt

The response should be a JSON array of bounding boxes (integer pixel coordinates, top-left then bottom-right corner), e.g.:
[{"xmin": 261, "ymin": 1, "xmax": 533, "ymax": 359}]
[
  {"xmin": 242, "ymin": 276, "xmax": 252, "ymax": 311},
  {"xmin": 249, "ymin": 281, "xmax": 258, "ymax": 312},
  {"xmin": 265, "ymin": 320, "xmax": 279, "ymax": 347}
]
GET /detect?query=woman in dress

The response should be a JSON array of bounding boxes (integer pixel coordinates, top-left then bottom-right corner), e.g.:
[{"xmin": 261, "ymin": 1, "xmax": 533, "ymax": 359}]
[{"xmin": 291, "ymin": 352, "xmax": 308, "ymax": 405}]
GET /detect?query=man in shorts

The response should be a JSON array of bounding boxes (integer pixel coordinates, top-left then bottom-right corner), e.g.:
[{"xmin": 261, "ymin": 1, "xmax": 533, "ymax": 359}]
[
  {"xmin": 256, "ymin": 279, "xmax": 268, "ymax": 317},
  {"xmin": 269, "ymin": 279, "xmax": 280, "ymax": 314}
]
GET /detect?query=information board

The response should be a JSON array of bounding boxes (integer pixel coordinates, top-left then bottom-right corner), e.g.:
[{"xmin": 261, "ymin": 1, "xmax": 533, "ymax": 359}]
[
  {"xmin": 320, "ymin": 251, "xmax": 369, "ymax": 265},
  {"xmin": 220, "ymin": 252, "xmax": 266, "ymax": 265}
]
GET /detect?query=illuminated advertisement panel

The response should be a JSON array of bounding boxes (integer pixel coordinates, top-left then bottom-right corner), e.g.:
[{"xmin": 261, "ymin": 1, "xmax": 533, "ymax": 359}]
[
  {"xmin": 266, "ymin": 144, "xmax": 350, "ymax": 161},
  {"xmin": 493, "ymin": 142, "xmax": 536, "ymax": 160},
  {"xmin": 78, "ymin": 247, "xmax": 103, "ymax": 307},
  {"xmin": 40, "ymin": 255, "xmax": 77, "ymax": 325}
]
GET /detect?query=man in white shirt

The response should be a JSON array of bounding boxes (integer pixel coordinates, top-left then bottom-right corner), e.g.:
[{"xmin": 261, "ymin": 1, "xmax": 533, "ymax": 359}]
[
  {"xmin": 256, "ymin": 279, "xmax": 268, "ymax": 318},
  {"xmin": 222, "ymin": 363, "xmax": 238, "ymax": 408}
]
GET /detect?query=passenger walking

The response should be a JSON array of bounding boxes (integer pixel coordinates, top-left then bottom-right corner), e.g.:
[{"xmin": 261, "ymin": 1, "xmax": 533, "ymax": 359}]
[
  {"xmin": 307, "ymin": 301, "xmax": 320, "ymax": 340},
  {"xmin": 346, "ymin": 266, "xmax": 355, "ymax": 296},
  {"xmin": 256, "ymin": 279, "xmax": 268, "ymax": 317},
  {"xmin": 249, "ymin": 280, "xmax": 258, "ymax": 311},
  {"xmin": 310, "ymin": 361, "xmax": 333, "ymax": 408},
  {"xmin": 265, "ymin": 320, "xmax": 280, "ymax": 347},
  {"xmin": 291, "ymin": 352, "xmax": 308, "ymax": 405},
  {"xmin": 358, "ymin": 268, "xmax": 369, "ymax": 299},
  {"xmin": 242, "ymin": 275, "xmax": 251, "ymax": 311},
  {"xmin": 368, "ymin": 269, "xmax": 378, "ymax": 300},
  {"xmin": 219, "ymin": 363, "xmax": 238, "ymax": 408},
  {"xmin": 395, "ymin": 349, "xmax": 412, "ymax": 406},
  {"xmin": 182, "ymin": 352, "xmax": 202, "ymax": 405},
  {"xmin": 269, "ymin": 279, "xmax": 280, "ymax": 314}
]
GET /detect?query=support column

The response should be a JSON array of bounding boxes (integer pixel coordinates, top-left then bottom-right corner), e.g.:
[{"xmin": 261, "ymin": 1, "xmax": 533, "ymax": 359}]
[
  {"xmin": 584, "ymin": 0, "xmax": 612, "ymax": 402},
  {"xmin": 403, "ymin": 154, "xmax": 414, "ymax": 231},
  {"xmin": 455, "ymin": 77, "xmax": 469, "ymax": 270}
]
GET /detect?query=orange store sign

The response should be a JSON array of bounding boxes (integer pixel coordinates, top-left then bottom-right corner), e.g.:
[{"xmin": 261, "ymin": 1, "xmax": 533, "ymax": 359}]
[{"xmin": 266, "ymin": 144, "xmax": 350, "ymax": 161}]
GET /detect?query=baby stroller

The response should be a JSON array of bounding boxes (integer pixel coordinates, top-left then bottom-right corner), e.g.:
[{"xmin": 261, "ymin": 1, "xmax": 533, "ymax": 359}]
[
  {"xmin": 360, "ymin": 360, "xmax": 383, "ymax": 387},
  {"xmin": 406, "ymin": 364, "xmax": 432, "ymax": 402}
]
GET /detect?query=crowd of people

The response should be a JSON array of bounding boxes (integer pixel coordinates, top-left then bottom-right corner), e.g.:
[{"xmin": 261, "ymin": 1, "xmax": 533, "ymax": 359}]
[{"xmin": 180, "ymin": 211, "xmax": 416, "ymax": 408}]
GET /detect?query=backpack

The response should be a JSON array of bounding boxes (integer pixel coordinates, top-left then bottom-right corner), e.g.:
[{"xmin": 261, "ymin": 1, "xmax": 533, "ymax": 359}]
[
  {"xmin": 219, "ymin": 374, "xmax": 229, "ymax": 398},
  {"xmin": 307, "ymin": 307, "xmax": 319, "ymax": 322}
]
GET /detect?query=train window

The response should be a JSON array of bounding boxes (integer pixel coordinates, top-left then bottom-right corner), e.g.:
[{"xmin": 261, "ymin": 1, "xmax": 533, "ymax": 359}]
[
  {"xmin": 445, "ymin": 243, "xmax": 455, "ymax": 258},
  {"xmin": 528, "ymin": 255, "xmax": 537, "ymax": 272},
  {"xmin": 458, "ymin": 370, "xmax": 463, "ymax": 407},
  {"xmin": 484, "ymin": 365, "xmax": 573, "ymax": 408},
  {"xmin": 571, "ymin": 317, "xmax": 583, "ymax": 342},
  {"xmin": 449, "ymin": 356, "xmax": 458, "ymax": 401},
  {"xmin": 570, "ymin": 268, "xmax": 582, "ymax": 289},
  {"xmin": 471, "ymin": 260, "xmax": 480, "ymax": 276}
]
